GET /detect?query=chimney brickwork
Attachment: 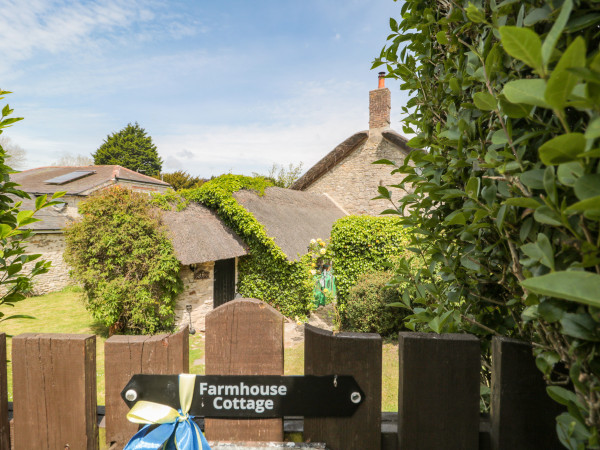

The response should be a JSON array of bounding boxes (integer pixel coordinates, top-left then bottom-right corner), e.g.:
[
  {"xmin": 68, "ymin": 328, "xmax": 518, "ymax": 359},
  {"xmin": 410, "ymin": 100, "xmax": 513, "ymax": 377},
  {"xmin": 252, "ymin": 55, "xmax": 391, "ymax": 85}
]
[{"xmin": 369, "ymin": 87, "xmax": 391, "ymax": 129}]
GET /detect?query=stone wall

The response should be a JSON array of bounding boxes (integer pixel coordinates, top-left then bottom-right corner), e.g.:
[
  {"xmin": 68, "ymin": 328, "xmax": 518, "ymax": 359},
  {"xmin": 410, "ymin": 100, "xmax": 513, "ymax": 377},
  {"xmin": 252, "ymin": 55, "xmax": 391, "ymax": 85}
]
[
  {"xmin": 26, "ymin": 233, "xmax": 73, "ymax": 295},
  {"xmin": 174, "ymin": 261, "xmax": 215, "ymax": 333},
  {"xmin": 305, "ymin": 130, "xmax": 410, "ymax": 216}
]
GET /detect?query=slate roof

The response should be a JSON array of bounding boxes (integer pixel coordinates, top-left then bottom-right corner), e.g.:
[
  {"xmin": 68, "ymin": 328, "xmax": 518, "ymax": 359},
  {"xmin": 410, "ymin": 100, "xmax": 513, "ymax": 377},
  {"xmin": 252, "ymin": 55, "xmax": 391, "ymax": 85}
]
[
  {"xmin": 233, "ymin": 187, "xmax": 346, "ymax": 261},
  {"xmin": 10, "ymin": 165, "xmax": 169, "ymax": 195},
  {"xmin": 161, "ymin": 203, "xmax": 249, "ymax": 265}
]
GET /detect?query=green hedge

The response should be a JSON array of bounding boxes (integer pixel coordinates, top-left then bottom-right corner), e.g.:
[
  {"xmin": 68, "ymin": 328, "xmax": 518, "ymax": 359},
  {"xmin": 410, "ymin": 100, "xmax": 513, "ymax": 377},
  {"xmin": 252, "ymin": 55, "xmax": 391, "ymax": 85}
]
[
  {"xmin": 329, "ymin": 216, "xmax": 411, "ymax": 312},
  {"xmin": 375, "ymin": 0, "xmax": 600, "ymax": 444},
  {"xmin": 183, "ymin": 175, "xmax": 313, "ymax": 318}
]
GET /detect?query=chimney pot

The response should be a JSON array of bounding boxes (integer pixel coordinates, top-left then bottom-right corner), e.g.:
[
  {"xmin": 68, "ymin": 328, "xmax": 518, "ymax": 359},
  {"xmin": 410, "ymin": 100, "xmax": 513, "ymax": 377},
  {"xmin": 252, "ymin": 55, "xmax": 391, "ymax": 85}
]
[{"xmin": 378, "ymin": 72, "xmax": 385, "ymax": 89}]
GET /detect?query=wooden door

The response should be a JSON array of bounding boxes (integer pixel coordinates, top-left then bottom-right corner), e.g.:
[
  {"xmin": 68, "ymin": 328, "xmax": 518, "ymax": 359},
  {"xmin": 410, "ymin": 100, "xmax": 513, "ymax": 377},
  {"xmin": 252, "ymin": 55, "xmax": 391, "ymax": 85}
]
[{"xmin": 213, "ymin": 258, "xmax": 236, "ymax": 308}]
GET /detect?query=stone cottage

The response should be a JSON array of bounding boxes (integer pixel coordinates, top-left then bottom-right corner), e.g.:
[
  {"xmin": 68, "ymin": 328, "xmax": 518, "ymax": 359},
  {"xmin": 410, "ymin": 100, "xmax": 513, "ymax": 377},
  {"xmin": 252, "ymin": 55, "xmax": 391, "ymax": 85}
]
[
  {"xmin": 291, "ymin": 73, "xmax": 415, "ymax": 215},
  {"xmin": 12, "ymin": 165, "xmax": 171, "ymax": 294}
]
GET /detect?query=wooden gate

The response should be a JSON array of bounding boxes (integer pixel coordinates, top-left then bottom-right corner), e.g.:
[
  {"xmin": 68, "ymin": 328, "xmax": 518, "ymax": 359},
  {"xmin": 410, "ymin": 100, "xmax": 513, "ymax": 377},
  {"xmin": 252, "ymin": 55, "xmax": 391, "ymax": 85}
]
[{"xmin": 213, "ymin": 258, "xmax": 236, "ymax": 308}]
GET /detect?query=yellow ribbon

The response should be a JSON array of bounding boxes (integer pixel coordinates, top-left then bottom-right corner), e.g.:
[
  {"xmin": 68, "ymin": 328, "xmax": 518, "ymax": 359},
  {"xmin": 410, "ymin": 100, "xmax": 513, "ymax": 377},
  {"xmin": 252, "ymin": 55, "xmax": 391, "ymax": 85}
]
[{"xmin": 125, "ymin": 374, "xmax": 206, "ymax": 448}]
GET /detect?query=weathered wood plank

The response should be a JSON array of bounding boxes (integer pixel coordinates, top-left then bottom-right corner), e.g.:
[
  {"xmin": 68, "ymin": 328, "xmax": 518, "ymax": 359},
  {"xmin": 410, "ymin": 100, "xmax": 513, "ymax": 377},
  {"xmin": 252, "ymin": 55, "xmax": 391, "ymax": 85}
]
[
  {"xmin": 205, "ymin": 298, "xmax": 284, "ymax": 442},
  {"xmin": 104, "ymin": 327, "xmax": 188, "ymax": 449},
  {"xmin": 0, "ymin": 334, "xmax": 9, "ymax": 450},
  {"xmin": 398, "ymin": 332, "xmax": 480, "ymax": 450},
  {"xmin": 12, "ymin": 333, "xmax": 97, "ymax": 449},
  {"xmin": 304, "ymin": 325, "xmax": 382, "ymax": 450},
  {"xmin": 490, "ymin": 336, "xmax": 563, "ymax": 450}
]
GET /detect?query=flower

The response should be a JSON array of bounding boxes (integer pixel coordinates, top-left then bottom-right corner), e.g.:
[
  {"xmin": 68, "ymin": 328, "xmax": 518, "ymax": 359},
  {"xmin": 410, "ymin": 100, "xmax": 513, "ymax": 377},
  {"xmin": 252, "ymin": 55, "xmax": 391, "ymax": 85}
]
[
  {"xmin": 320, "ymin": 241, "xmax": 326, "ymax": 247},
  {"xmin": 310, "ymin": 269, "xmax": 316, "ymax": 275},
  {"xmin": 310, "ymin": 239, "xmax": 316, "ymax": 244},
  {"xmin": 311, "ymin": 262, "xmax": 316, "ymax": 267},
  {"xmin": 320, "ymin": 248, "xmax": 326, "ymax": 255}
]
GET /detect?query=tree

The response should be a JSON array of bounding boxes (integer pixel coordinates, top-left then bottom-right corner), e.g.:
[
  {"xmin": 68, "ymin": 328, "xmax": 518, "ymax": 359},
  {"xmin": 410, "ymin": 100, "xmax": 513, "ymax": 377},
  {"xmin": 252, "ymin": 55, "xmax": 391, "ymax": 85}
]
[
  {"xmin": 252, "ymin": 162, "xmax": 304, "ymax": 188},
  {"xmin": 0, "ymin": 90, "xmax": 64, "ymax": 323},
  {"xmin": 159, "ymin": 170, "xmax": 205, "ymax": 191},
  {"xmin": 64, "ymin": 186, "xmax": 182, "ymax": 334},
  {"xmin": 54, "ymin": 152, "xmax": 93, "ymax": 166},
  {"xmin": 92, "ymin": 122, "xmax": 162, "ymax": 175},
  {"xmin": 0, "ymin": 136, "xmax": 26, "ymax": 170},
  {"xmin": 375, "ymin": 0, "xmax": 599, "ymax": 445}
]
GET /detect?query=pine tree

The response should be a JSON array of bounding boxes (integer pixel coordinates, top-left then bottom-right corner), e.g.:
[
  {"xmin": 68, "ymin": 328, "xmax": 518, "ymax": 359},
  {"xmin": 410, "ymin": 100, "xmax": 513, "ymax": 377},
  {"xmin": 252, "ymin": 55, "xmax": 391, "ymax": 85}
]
[{"xmin": 92, "ymin": 122, "xmax": 162, "ymax": 175}]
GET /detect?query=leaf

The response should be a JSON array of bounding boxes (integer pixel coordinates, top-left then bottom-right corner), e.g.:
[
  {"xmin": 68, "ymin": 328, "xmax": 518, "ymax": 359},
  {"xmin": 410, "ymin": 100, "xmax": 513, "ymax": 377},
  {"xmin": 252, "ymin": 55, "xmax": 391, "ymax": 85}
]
[
  {"xmin": 560, "ymin": 313, "xmax": 600, "ymax": 341},
  {"xmin": 436, "ymin": 31, "xmax": 448, "ymax": 45},
  {"xmin": 541, "ymin": 0, "xmax": 573, "ymax": 67},
  {"xmin": 465, "ymin": 177, "xmax": 480, "ymax": 199},
  {"xmin": 473, "ymin": 92, "xmax": 497, "ymax": 111},
  {"xmin": 503, "ymin": 79, "xmax": 551, "ymax": 108},
  {"xmin": 520, "ymin": 271, "xmax": 600, "ymax": 308},
  {"xmin": 407, "ymin": 136, "xmax": 426, "ymax": 148},
  {"xmin": 499, "ymin": 97, "xmax": 532, "ymax": 118},
  {"xmin": 496, "ymin": 204, "xmax": 508, "ymax": 231},
  {"xmin": 585, "ymin": 117, "xmax": 600, "ymax": 140},
  {"xmin": 16, "ymin": 210, "xmax": 34, "ymax": 225},
  {"xmin": 503, "ymin": 197, "xmax": 541, "ymax": 208},
  {"xmin": 547, "ymin": 386, "xmax": 582, "ymax": 407},
  {"xmin": 521, "ymin": 233, "xmax": 554, "ymax": 270},
  {"xmin": 372, "ymin": 159, "xmax": 396, "ymax": 165},
  {"xmin": 520, "ymin": 169, "xmax": 545, "ymax": 189},
  {"xmin": 466, "ymin": 3, "xmax": 486, "ymax": 23},
  {"xmin": 445, "ymin": 210, "xmax": 466, "ymax": 225},
  {"xmin": 34, "ymin": 194, "xmax": 47, "ymax": 210},
  {"xmin": 538, "ymin": 300, "xmax": 565, "ymax": 323},
  {"xmin": 574, "ymin": 174, "xmax": 600, "ymax": 200},
  {"xmin": 534, "ymin": 206, "xmax": 562, "ymax": 226},
  {"xmin": 499, "ymin": 26, "xmax": 543, "ymax": 74},
  {"xmin": 538, "ymin": 133, "xmax": 586, "ymax": 165},
  {"xmin": 460, "ymin": 256, "xmax": 481, "ymax": 271},
  {"xmin": 377, "ymin": 186, "xmax": 391, "ymax": 200},
  {"xmin": 491, "ymin": 129, "xmax": 509, "ymax": 145},
  {"xmin": 565, "ymin": 195, "xmax": 600, "ymax": 213},
  {"xmin": 545, "ymin": 37, "xmax": 586, "ymax": 109},
  {"xmin": 557, "ymin": 162, "xmax": 584, "ymax": 187}
]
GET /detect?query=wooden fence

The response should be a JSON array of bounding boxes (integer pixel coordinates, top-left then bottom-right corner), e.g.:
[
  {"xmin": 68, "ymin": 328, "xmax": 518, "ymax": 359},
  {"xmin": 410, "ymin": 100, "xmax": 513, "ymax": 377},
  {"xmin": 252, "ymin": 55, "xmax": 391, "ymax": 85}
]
[{"xmin": 0, "ymin": 298, "xmax": 564, "ymax": 449}]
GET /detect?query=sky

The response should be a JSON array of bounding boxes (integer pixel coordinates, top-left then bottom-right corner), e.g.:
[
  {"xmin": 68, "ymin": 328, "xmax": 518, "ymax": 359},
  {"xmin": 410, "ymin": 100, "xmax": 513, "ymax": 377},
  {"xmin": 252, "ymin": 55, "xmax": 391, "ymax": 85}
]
[{"xmin": 0, "ymin": 0, "xmax": 409, "ymax": 178}]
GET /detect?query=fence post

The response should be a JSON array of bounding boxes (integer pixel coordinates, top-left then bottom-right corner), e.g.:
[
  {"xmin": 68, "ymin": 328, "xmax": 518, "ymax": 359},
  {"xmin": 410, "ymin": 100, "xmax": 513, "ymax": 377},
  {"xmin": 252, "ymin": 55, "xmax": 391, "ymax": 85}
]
[
  {"xmin": 12, "ymin": 333, "xmax": 97, "ymax": 449},
  {"xmin": 490, "ymin": 336, "xmax": 563, "ymax": 449},
  {"xmin": 205, "ymin": 298, "xmax": 284, "ymax": 442},
  {"xmin": 398, "ymin": 332, "xmax": 480, "ymax": 450},
  {"xmin": 304, "ymin": 325, "xmax": 382, "ymax": 450},
  {"xmin": 104, "ymin": 327, "xmax": 189, "ymax": 449},
  {"xmin": 0, "ymin": 334, "xmax": 8, "ymax": 450}
]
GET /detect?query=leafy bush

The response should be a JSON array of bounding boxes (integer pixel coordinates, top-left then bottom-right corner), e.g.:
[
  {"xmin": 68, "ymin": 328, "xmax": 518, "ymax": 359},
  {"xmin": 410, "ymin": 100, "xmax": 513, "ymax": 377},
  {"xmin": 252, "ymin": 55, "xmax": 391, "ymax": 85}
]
[
  {"xmin": 64, "ymin": 187, "xmax": 182, "ymax": 334},
  {"xmin": 375, "ymin": 0, "xmax": 600, "ymax": 445},
  {"xmin": 329, "ymin": 216, "xmax": 412, "ymax": 312},
  {"xmin": 344, "ymin": 271, "xmax": 408, "ymax": 336},
  {"xmin": 182, "ymin": 175, "xmax": 313, "ymax": 318}
]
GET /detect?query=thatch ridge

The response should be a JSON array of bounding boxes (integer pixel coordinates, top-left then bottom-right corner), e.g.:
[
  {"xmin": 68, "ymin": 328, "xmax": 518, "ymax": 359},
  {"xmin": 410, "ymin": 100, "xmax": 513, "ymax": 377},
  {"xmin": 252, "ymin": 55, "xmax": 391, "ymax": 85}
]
[{"xmin": 290, "ymin": 131, "xmax": 369, "ymax": 191}]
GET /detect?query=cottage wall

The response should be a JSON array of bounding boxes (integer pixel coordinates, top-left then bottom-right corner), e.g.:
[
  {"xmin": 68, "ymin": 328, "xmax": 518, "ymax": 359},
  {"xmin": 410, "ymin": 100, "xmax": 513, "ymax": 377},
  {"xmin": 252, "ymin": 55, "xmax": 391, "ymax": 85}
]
[
  {"xmin": 305, "ymin": 131, "xmax": 409, "ymax": 215},
  {"xmin": 26, "ymin": 233, "xmax": 72, "ymax": 295},
  {"xmin": 174, "ymin": 262, "xmax": 215, "ymax": 332}
]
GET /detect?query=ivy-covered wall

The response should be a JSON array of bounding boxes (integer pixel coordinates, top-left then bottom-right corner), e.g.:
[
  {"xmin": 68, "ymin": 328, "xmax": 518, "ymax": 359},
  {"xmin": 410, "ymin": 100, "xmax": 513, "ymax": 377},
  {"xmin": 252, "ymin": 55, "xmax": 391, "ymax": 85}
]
[
  {"xmin": 182, "ymin": 175, "xmax": 313, "ymax": 318},
  {"xmin": 329, "ymin": 215, "xmax": 411, "ymax": 312}
]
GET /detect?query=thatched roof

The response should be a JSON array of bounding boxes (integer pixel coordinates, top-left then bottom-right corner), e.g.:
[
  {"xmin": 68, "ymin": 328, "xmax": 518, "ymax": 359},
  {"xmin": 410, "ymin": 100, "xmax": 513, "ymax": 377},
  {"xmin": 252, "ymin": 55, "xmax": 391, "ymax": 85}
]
[
  {"xmin": 161, "ymin": 203, "xmax": 248, "ymax": 265},
  {"xmin": 10, "ymin": 165, "xmax": 169, "ymax": 196},
  {"xmin": 291, "ymin": 131, "xmax": 368, "ymax": 191},
  {"xmin": 233, "ymin": 187, "xmax": 346, "ymax": 261},
  {"xmin": 291, "ymin": 129, "xmax": 415, "ymax": 191}
]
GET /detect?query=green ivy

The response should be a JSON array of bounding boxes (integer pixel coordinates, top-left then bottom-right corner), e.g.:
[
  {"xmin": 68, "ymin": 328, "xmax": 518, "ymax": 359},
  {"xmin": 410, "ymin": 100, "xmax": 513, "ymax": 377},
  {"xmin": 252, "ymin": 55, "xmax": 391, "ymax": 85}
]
[
  {"xmin": 329, "ymin": 216, "xmax": 412, "ymax": 313},
  {"xmin": 182, "ymin": 175, "xmax": 313, "ymax": 318},
  {"xmin": 376, "ymin": 0, "xmax": 600, "ymax": 444}
]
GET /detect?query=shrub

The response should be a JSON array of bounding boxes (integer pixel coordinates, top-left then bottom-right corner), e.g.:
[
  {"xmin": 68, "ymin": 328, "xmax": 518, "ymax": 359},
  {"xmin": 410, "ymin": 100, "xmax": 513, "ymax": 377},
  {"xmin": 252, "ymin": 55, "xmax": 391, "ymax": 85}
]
[
  {"xmin": 64, "ymin": 187, "xmax": 182, "ymax": 334},
  {"xmin": 344, "ymin": 271, "xmax": 408, "ymax": 337},
  {"xmin": 329, "ymin": 215, "xmax": 413, "ymax": 312},
  {"xmin": 375, "ymin": 0, "xmax": 600, "ymax": 444}
]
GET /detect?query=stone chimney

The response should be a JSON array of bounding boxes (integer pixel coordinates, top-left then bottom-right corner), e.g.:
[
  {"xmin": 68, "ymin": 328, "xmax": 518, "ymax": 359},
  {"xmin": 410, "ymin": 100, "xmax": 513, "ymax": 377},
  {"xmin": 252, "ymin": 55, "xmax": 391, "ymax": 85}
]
[{"xmin": 369, "ymin": 72, "xmax": 391, "ymax": 130}]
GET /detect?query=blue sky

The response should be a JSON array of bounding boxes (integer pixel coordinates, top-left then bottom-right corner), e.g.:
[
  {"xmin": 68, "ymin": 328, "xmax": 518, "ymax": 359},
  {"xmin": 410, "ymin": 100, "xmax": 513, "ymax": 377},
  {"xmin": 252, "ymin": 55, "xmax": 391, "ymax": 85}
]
[{"xmin": 0, "ymin": 0, "xmax": 408, "ymax": 178}]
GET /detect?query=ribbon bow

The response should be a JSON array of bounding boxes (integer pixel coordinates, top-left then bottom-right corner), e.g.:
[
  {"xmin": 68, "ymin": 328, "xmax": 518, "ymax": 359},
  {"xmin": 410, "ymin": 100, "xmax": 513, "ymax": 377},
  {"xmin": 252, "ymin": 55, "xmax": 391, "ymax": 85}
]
[{"xmin": 124, "ymin": 374, "xmax": 211, "ymax": 450}]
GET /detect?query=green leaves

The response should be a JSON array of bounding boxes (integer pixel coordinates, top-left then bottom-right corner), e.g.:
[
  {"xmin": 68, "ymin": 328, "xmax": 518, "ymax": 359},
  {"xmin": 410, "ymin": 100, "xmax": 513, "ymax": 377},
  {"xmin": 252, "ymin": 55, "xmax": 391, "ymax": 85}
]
[
  {"xmin": 541, "ymin": 0, "xmax": 573, "ymax": 67},
  {"xmin": 545, "ymin": 37, "xmax": 586, "ymax": 109},
  {"xmin": 538, "ymin": 133, "xmax": 586, "ymax": 165},
  {"xmin": 473, "ymin": 92, "xmax": 496, "ymax": 111},
  {"xmin": 466, "ymin": 2, "xmax": 486, "ymax": 23},
  {"xmin": 499, "ymin": 26, "xmax": 543, "ymax": 75},
  {"xmin": 502, "ymin": 79, "xmax": 551, "ymax": 108},
  {"xmin": 521, "ymin": 271, "xmax": 600, "ymax": 308}
]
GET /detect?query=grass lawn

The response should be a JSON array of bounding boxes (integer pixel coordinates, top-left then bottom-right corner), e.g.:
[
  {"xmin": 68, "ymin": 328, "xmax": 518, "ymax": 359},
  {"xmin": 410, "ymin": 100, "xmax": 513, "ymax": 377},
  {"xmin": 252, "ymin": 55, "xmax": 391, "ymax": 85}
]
[{"xmin": 0, "ymin": 288, "xmax": 399, "ymax": 412}]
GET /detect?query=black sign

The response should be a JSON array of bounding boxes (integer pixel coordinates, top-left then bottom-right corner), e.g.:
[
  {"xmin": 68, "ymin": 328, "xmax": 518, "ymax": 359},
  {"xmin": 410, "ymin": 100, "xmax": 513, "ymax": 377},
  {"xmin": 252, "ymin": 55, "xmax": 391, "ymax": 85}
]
[{"xmin": 121, "ymin": 375, "xmax": 364, "ymax": 418}]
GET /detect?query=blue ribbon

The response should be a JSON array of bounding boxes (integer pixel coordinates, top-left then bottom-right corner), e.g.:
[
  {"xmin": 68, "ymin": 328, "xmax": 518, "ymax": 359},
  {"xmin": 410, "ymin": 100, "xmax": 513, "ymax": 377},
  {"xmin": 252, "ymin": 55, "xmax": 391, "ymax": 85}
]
[{"xmin": 123, "ymin": 374, "xmax": 211, "ymax": 450}]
